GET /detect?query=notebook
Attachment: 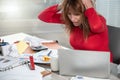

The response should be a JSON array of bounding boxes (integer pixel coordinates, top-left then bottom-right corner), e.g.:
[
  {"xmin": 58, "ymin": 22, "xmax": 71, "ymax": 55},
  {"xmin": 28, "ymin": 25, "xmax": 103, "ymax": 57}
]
[
  {"xmin": 0, "ymin": 64, "xmax": 44, "ymax": 80},
  {"xmin": 0, "ymin": 56, "xmax": 29, "ymax": 72},
  {"xmin": 58, "ymin": 49, "xmax": 110, "ymax": 79}
]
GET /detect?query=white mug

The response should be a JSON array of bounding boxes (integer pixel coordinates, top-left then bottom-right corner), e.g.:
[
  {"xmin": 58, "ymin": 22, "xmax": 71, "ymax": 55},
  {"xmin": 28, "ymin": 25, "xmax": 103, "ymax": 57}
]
[{"xmin": 50, "ymin": 56, "xmax": 59, "ymax": 71}]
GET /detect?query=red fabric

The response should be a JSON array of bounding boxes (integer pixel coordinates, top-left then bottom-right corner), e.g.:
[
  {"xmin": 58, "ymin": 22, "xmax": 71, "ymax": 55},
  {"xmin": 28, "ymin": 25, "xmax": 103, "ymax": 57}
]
[{"xmin": 38, "ymin": 5, "xmax": 113, "ymax": 62}]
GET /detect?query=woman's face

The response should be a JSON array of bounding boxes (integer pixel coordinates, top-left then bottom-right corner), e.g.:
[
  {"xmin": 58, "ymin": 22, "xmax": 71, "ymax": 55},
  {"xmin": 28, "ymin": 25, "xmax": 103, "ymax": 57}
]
[{"xmin": 67, "ymin": 9, "xmax": 82, "ymax": 26}]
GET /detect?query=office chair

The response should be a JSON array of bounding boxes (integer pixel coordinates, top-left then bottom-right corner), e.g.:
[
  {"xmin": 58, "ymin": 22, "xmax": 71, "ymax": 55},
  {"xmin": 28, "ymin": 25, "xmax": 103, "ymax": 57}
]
[{"xmin": 108, "ymin": 25, "xmax": 120, "ymax": 64}]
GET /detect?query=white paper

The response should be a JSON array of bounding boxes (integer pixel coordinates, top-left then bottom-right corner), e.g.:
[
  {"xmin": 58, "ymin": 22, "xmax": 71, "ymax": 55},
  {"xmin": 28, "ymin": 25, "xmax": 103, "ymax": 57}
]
[
  {"xmin": 0, "ymin": 65, "xmax": 44, "ymax": 80},
  {"xmin": 0, "ymin": 33, "xmax": 31, "ymax": 44},
  {"xmin": 0, "ymin": 33, "xmax": 68, "ymax": 64},
  {"xmin": 23, "ymin": 35, "xmax": 55, "ymax": 47},
  {"xmin": 1, "ymin": 44, "xmax": 19, "ymax": 57},
  {"xmin": 0, "ymin": 56, "xmax": 18, "ymax": 69},
  {"xmin": 20, "ymin": 49, "xmax": 58, "ymax": 63}
]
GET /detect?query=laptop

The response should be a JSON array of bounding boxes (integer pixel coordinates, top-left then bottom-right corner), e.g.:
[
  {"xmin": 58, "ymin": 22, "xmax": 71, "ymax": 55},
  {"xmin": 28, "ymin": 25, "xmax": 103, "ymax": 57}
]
[{"xmin": 58, "ymin": 49, "xmax": 110, "ymax": 79}]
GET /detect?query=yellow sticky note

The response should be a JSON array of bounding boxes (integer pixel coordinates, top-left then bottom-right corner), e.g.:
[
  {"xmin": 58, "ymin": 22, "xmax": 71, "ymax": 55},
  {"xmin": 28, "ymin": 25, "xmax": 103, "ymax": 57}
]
[{"xmin": 16, "ymin": 41, "xmax": 28, "ymax": 54}]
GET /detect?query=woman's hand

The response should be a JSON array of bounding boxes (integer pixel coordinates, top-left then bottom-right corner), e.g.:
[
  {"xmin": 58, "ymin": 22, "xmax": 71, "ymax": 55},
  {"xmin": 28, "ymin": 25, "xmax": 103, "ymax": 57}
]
[
  {"xmin": 57, "ymin": 3, "xmax": 62, "ymax": 11},
  {"xmin": 82, "ymin": 0, "xmax": 95, "ymax": 9},
  {"xmin": 57, "ymin": 0, "xmax": 64, "ymax": 11}
]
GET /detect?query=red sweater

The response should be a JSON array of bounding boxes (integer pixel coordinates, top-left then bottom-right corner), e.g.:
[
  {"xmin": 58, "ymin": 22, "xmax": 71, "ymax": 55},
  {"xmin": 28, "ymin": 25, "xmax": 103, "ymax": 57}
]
[{"xmin": 38, "ymin": 4, "xmax": 113, "ymax": 62}]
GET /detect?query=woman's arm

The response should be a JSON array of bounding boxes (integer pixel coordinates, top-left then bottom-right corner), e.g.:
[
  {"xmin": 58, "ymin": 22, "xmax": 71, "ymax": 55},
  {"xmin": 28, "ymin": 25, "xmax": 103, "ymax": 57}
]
[
  {"xmin": 84, "ymin": 8, "xmax": 106, "ymax": 33},
  {"xmin": 38, "ymin": 4, "xmax": 63, "ymax": 24},
  {"xmin": 82, "ymin": 0, "xmax": 106, "ymax": 33}
]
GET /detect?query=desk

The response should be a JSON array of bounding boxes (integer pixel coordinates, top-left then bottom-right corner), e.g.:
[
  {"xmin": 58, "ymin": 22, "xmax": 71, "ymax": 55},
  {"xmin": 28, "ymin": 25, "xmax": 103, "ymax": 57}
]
[
  {"xmin": 0, "ymin": 33, "xmax": 120, "ymax": 80},
  {"xmin": 37, "ymin": 63, "xmax": 120, "ymax": 80}
]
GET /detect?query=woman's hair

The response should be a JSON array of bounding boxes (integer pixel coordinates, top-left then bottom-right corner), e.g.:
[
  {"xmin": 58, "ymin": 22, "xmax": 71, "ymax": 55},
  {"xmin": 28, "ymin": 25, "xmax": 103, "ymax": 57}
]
[{"xmin": 61, "ymin": 0, "xmax": 91, "ymax": 39}]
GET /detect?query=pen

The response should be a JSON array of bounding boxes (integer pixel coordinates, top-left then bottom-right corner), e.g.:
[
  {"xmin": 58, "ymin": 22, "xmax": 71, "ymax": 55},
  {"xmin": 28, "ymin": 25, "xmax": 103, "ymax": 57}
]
[{"xmin": 47, "ymin": 50, "xmax": 52, "ymax": 56}]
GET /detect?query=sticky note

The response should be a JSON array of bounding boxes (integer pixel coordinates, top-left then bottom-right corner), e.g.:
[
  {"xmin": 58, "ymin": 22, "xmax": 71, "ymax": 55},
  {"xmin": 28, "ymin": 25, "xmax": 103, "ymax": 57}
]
[{"xmin": 16, "ymin": 41, "xmax": 28, "ymax": 54}]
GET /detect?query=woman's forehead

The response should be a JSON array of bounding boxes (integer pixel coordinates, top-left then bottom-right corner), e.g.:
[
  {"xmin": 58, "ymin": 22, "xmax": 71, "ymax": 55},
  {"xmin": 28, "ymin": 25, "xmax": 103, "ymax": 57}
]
[
  {"xmin": 68, "ymin": 6, "xmax": 77, "ymax": 11},
  {"xmin": 68, "ymin": 7, "xmax": 82, "ymax": 14}
]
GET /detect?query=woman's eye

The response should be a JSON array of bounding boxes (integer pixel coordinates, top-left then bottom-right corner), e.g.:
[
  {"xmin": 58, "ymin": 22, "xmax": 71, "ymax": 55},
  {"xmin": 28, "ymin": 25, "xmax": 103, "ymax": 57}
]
[{"xmin": 74, "ymin": 13, "xmax": 81, "ymax": 15}]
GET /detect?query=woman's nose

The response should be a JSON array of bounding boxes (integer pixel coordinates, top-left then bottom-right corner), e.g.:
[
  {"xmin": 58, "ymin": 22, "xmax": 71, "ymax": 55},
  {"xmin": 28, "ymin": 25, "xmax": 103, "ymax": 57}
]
[{"xmin": 71, "ymin": 15, "xmax": 77, "ymax": 22}]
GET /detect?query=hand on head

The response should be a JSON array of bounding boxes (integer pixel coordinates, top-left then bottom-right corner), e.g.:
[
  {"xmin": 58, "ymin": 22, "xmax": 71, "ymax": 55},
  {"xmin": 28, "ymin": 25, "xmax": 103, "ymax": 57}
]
[
  {"xmin": 58, "ymin": 0, "xmax": 95, "ymax": 11},
  {"xmin": 57, "ymin": 0, "xmax": 64, "ymax": 11},
  {"xmin": 81, "ymin": 0, "xmax": 95, "ymax": 9}
]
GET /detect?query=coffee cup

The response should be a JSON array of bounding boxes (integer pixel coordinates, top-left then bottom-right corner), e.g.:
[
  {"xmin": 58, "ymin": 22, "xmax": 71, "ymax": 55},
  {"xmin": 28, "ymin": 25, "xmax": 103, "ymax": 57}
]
[{"xmin": 50, "ymin": 56, "xmax": 59, "ymax": 71}]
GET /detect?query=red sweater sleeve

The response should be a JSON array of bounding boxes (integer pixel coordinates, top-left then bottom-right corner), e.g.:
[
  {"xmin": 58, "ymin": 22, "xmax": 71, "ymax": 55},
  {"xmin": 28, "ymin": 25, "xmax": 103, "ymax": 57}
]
[
  {"xmin": 84, "ymin": 8, "xmax": 106, "ymax": 33},
  {"xmin": 38, "ymin": 4, "xmax": 63, "ymax": 24}
]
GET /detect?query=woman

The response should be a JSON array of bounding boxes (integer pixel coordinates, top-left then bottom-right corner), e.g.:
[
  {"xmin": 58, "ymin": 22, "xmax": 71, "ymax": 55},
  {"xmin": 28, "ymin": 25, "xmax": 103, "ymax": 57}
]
[{"xmin": 38, "ymin": 0, "xmax": 112, "ymax": 62}]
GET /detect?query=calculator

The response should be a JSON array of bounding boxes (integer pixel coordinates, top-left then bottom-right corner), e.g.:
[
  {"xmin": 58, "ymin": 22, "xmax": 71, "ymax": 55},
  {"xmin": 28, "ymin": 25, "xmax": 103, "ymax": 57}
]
[{"xmin": 31, "ymin": 46, "xmax": 48, "ymax": 51}]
